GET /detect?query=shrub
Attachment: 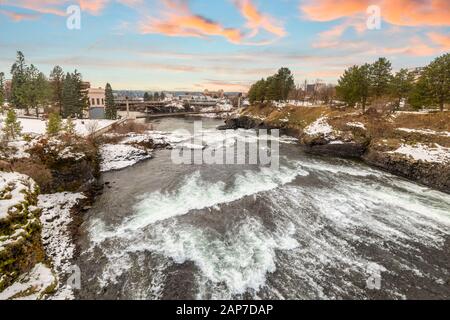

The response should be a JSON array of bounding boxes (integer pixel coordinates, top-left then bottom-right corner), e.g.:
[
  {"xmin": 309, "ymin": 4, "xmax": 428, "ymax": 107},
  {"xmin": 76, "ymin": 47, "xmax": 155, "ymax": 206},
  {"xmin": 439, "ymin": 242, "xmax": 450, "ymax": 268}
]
[{"xmin": 46, "ymin": 113, "xmax": 62, "ymax": 136}]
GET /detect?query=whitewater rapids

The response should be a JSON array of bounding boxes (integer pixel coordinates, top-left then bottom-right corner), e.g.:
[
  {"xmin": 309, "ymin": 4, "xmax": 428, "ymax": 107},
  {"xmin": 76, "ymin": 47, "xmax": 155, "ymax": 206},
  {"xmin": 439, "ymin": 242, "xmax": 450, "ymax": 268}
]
[{"xmin": 77, "ymin": 118, "xmax": 450, "ymax": 300}]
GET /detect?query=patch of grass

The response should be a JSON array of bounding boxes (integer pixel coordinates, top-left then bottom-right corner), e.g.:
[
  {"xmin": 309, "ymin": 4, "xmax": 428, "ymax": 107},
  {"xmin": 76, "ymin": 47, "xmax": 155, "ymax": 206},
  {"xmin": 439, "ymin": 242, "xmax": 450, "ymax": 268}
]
[
  {"xmin": 111, "ymin": 121, "xmax": 150, "ymax": 135},
  {"xmin": 392, "ymin": 111, "xmax": 450, "ymax": 131}
]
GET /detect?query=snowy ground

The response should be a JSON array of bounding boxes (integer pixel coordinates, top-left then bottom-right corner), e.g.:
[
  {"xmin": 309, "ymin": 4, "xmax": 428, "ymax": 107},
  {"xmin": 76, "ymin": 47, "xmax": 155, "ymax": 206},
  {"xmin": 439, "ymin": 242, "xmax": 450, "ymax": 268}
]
[
  {"xmin": 0, "ymin": 263, "xmax": 56, "ymax": 300},
  {"xmin": 388, "ymin": 143, "xmax": 450, "ymax": 164},
  {"xmin": 2, "ymin": 118, "xmax": 117, "ymax": 136},
  {"xmin": 397, "ymin": 128, "xmax": 450, "ymax": 137},
  {"xmin": 38, "ymin": 192, "xmax": 86, "ymax": 300},
  {"xmin": 100, "ymin": 144, "xmax": 152, "ymax": 172},
  {"xmin": 304, "ymin": 117, "xmax": 336, "ymax": 139}
]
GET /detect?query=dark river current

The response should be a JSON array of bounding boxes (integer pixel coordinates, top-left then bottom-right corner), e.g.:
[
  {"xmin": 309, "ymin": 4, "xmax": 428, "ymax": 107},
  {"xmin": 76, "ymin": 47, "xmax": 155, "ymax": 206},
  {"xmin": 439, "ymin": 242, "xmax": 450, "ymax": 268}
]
[{"xmin": 77, "ymin": 117, "xmax": 450, "ymax": 300}]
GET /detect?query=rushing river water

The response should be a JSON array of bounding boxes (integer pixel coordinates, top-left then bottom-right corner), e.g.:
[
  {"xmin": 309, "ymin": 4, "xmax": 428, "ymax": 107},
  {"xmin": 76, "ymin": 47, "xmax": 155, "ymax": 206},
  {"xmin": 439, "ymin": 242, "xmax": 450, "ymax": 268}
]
[{"xmin": 77, "ymin": 117, "xmax": 450, "ymax": 300}]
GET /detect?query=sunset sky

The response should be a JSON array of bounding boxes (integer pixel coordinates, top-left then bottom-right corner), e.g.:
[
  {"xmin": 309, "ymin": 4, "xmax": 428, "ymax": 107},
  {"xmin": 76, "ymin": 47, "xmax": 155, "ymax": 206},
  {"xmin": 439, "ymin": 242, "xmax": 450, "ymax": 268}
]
[{"xmin": 0, "ymin": 0, "xmax": 449, "ymax": 92}]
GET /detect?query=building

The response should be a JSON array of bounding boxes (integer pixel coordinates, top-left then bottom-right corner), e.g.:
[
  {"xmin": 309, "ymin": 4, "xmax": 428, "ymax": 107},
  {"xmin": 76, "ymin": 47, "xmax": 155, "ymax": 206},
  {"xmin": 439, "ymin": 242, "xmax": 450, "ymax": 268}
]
[
  {"xmin": 204, "ymin": 89, "xmax": 224, "ymax": 98},
  {"xmin": 87, "ymin": 87, "xmax": 106, "ymax": 119}
]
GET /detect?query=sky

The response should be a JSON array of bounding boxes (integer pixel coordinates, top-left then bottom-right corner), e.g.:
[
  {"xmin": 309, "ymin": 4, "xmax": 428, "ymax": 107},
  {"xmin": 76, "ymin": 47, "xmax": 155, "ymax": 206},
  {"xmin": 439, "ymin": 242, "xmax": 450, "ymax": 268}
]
[{"xmin": 0, "ymin": 0, "xmax": 449, "ymax": 92}]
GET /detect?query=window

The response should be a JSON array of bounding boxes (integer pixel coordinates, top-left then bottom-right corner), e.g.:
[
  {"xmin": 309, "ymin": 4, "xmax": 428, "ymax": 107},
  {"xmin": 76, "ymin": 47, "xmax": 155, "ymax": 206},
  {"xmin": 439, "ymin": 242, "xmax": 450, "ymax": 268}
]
[
  {"xmin": 97, "ymin": 98, "xmax": 100, "ymax": 105},
  {"xmin": 102, "ymin": 98, "xmax": 104, "ymax": 105},
  {"xmin": 91, "ymin": 98, "xmax": 95, "ymax": 105}
]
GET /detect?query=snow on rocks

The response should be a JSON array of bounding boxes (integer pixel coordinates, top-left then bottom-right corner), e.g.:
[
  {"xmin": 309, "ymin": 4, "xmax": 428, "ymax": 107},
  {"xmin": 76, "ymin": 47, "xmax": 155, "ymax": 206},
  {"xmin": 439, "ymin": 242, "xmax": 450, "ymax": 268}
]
[
  {"xmin": 397, "ymin": 128, "xmax": 450, "ymax": 137},
  {"xmin": 0, "ymin": 263, "xmax": 56, "ymax": 300},
  {"xmin": 0, "ymin": 172, "xmax": 38, "ymax": 221},
  {"xmin": 0, "ymin": 172, "xmax": 44, "ymax": 295},
  {"xmin": 100, "ymin": 143, "xmax": 152, "ymax": 172},
  {"xmin": 38, "ymin": 192, "xmax": 86, "ymax": 300},
  {"xmin": 388, "ymin": 143, "xmax": 450, "ymax": 164},
  {"xmin": 346, "ymin": 122, "xmax": 366, "ymax": 130},
  {"xmin": 304, "ymin": 117, "xmax": 335, "ymax": 138}
]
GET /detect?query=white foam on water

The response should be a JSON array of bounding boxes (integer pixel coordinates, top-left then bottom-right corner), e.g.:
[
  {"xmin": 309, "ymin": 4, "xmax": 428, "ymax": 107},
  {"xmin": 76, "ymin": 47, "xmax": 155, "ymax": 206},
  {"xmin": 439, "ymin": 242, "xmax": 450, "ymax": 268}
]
[
  {"xmin": 90, "ymin": 162, "xmax": 309, "ymax": 243},
  {"xmin": 127, "ymin": 218, "xmax": 298, "ymax": 298},
  {"xmin": 259, "ymin": 173, "xmax": 450, "ymax": 299}
]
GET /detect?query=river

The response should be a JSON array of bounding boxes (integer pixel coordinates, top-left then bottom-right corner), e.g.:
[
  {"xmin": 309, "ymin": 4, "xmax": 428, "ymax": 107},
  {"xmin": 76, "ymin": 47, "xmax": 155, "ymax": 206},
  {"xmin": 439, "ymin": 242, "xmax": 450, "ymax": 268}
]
[{"xmin": 77, "ymin": 117, "xmax": 450, "ymax": 300}]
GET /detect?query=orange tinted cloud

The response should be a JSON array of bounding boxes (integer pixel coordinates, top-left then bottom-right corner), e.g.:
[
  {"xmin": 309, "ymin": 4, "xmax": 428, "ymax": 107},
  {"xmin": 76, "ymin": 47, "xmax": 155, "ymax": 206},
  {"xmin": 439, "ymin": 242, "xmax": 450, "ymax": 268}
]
[
  {"xmin": 78, "ymin": 0, "xmax": 110, "ymax": 15},
  {"xmin": 2, "ymin": 0, "xmax": 111, "ymax": 16},
  {"xmin": 301, "ymin": 0, "xmax": 450, "ymax": 26},
  {"xmin": 140, "ymin": 0, "xmax": 243, "ymax": 43},
  {"xmin": 235, "ymin": 0, "xmax": 286, "ymax": 37},
  {"xmin": 0, "ymin": 9, "xmax": 40, "ymax": 21},
  {"xmin": 301, "ymin": 0, "xmax": 370, "ymax": 22},
  {"xmin": 2, "ymin": 0, "xmax": 66, "ymax": 16},
  {"xmin": 427, "ymin": 32, "xmax": 450, "ymax": 50}
]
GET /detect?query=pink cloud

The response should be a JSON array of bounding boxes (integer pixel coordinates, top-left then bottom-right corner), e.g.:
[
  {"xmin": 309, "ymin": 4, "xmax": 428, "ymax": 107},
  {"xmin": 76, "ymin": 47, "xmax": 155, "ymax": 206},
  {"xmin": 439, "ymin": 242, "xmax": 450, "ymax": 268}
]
[
  {"xmin": 0, "ymin": 9, "xmax": 40, "ymax": 21},
  {"xmin": 139, "ymin": 0, "xmax": 243, "ymax": 44},
  {"xmin": 234, "ymin": 0, "xmax": 286, "ymax": 37},
  {"xmin": 300, "ymin": 0, "xmax": 450, "ymax": 27}
]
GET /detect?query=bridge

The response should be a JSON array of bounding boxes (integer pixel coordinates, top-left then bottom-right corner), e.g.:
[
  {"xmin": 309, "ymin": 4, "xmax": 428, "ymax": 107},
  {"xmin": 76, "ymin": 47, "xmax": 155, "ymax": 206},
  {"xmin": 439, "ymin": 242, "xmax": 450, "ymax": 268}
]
[{"xmin": 136, "ymin": 110, "xmax": 230, "ymax": 119}]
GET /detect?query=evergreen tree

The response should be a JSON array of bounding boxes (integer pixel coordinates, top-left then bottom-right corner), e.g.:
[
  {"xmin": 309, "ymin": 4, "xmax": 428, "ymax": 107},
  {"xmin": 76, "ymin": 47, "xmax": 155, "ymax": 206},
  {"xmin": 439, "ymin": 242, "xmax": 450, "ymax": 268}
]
[
  {"xmin": 265, "ymin": 76, "xmax": 279, "ymax": 101},
  {"xmin": 370, "ymin": 57, "xmax": 392, "ymax": 98},
  {"xmin": 248, "ymin": 79, "xmax": 267, "ymax": 104},
  {"xmin": 409, "ymin": 77, "xmax": 430, "ymax": 110},
  {"xmin": 72, "ymin": 70, "xmax": 88, "ymax": 117},
  {"xmin": 143, "ymin": 92, "xmax": 151, "ymax": 101},
  {"xmin": 336, "ymin": 64, "xmax": 371, "ymax": 111},
  {"xmin": 154, "ymin": 92, "xmax": 160, "ymax": 101},
  {"xmin": 10, "ymin": 51, "xmax": 28, "ymax": 113},
  {"xmin": 61, "ymin": 70, "xmax": 87, "ymax": 118},
  {"xmin": 2, "ymin": 109, "xmax": 22, "ymax": 140},
  {"xmin": 64, "ymin": 116, "xmax": 76, "ymax": 135},
  {"xmin": 50, "ymin": 66, "xmax": 65, "ymax": 115},
  {"xmin": 160, "ymin": 92, "xmax": 166, "ymax": 101},
  {"xmin": 275, "ymin": 67, "xmax": 295, "ymax": 101},
  {"xmin": 0, "ymin": 72, "xmax": 5, "ymax": 113},
  {"xmin": 23, "ymin": 64, "xmax": 51, "ymax": 118},
  {"xmin": 46, "ymin": 112, "xmax": 62, "ymax": 136},
  {"xmin": 62, "ymin": 72, "xmax": 75, "ymax": 117},
  {"xmin": 420, "ymin": 53, "xmax": 449, "ymax": 111},
  {"xmin": 104, "ymin": 83, "xmax": 117, "ymax": 119},
  {"xmin": 390, "ymin": 68, "xmax": 414, "ymax": 109}
]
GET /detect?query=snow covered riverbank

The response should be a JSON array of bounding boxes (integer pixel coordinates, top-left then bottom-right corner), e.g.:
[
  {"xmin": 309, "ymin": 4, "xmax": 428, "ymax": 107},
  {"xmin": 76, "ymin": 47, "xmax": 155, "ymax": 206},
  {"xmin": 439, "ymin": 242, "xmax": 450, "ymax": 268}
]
[{"xmin": 0, "ymin": 117, "xmax": 117, "ymax": 136}]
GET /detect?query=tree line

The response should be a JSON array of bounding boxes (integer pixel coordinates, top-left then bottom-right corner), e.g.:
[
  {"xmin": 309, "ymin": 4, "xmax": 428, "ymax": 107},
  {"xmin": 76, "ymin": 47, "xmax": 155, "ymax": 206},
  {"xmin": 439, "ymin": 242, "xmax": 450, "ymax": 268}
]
[
  {"xmin": 143, "ymin": 91, "xmax": 166, "ymax": 101},
  {"xmin": 1, "ymin": 51, "xmax": 117, "ymax": 120},
  {"xmin": 248, "ymin": 67, "xmax": 295, "ymax": 104},
  {"xmin": 336, "ymin": 54, "xmax": 449, "ymax": 112},
  {"xmin": 246, "ymin": 54, "xmax": 449, "ymax": 112}
]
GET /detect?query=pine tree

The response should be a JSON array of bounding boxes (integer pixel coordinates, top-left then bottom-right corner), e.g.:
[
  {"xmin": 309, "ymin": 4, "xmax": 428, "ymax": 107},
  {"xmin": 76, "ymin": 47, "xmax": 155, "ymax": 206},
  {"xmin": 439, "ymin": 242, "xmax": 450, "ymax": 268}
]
[
  {"xmin": 10, "ymin": 51, "xmax": 28, "ymax": 113},
  {"xmin": 154, "ymin": 92, "xmax": 160, "ymax": 101},
  {"xmin": 23, "ymin": 64, "xmax": 51, "ymax": 118},
  {"xmin": 143, "ymin": 92, "xmax": 150, "ymax": 101},
  {"xmin": 160, "ymin": 92, "xmax": 166, "ymax": 101},
  {"xmin": 370, "ymin": 57, "xmax": 392, "ymax": 98},
  {"xmin": 420, "ymin": 53, "xmax": 449, "ymax": 112},
  {"xmin": 61, "ymin": 70, "xmax": 86, "ymax": 118},
  {"xmin": 104, "ymin": 83, "xmax": 117, "ymax": 119},
  {"xmin": 336, "ymin": 64, "xmax": 370, "ymax": 111},
  {"xmin": 62, "ymin": 72, "xmax": 75, "ymax": 118},
  {"xmin": 390, "ymin": 69, "xmax": 414, "ymax": 109},
  {"xmin": 64, "ymin": 116, "xmax": 76, "ymax": 135},
  {"xmin": 46, "ymin": 113, "xmax": 62, "ymax": 135},
  {"xmin": 276, "ymin": 67, "xmax": 295, "ymax": 101},
  {"xmin": 50, "ymin": 66, "xmax": 65, "ymax": 115},
  {"xmin": 2, "ymin": 109, "xmax": 22, "ymax": 140},
  {"xmin": 265, "ymin": 76, "xmax": 279, "ymax": 101},
  {"xmin": 72, "ymin": 70, "xmax": 88, "ymax": 118}
]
